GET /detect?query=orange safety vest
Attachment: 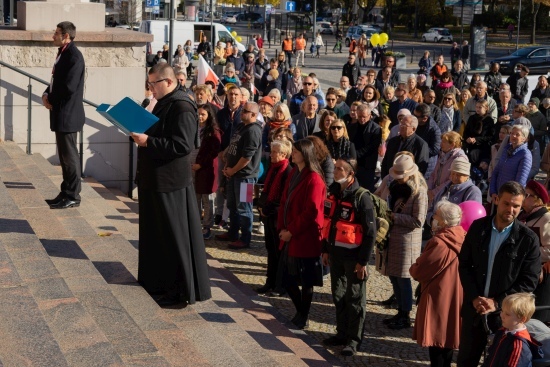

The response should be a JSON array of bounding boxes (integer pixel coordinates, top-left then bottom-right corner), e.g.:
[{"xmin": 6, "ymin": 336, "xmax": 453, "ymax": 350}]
[
  {"xmin": 282, "ymin": 38, "xmax": 293, "ymax": 52},
  {"xmin": 295, "ymin": 38, "xmax": 305, "ymax": 51},
  {"xmin": 322, "ymin": 195, "xmax": 363, "ymax": 249}
]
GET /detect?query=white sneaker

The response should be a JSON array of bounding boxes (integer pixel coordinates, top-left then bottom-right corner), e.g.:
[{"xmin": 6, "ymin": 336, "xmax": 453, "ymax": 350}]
[{"xmin": 255, "ymin": 223, "xmax": 265, "ymax": 235}]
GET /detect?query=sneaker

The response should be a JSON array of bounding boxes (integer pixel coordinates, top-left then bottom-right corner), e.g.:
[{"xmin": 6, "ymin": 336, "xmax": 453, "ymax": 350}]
[
  {"xmin": 219, "ymin": 220, "xmax": 228, "ymax": 229},
  {"xmin": 215, "ymin": 233, "xmax": 236, "ymax": 241},
  {"xmin": 202, "ymin": 228, "xmax": 212, "ymax": 240},
  {"xmin": 254, "ymin": 223, "xmax": 264, "ymax": 235},
  {"xmin": 323, "ymin": 335, "xmax": 347, "ymax": 346},
  {"xmin": 228, "ymin": 240, "xmax": 250, "ymax": 249},
  {"xmin": 340, "ymin": 345, "xmax": 356, "ymax": 356}
]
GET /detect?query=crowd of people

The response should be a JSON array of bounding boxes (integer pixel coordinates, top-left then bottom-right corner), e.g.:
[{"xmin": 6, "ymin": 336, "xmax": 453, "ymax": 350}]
[{"xmin": 140, "ymin": 38, "xmax": 550, "ymax": 365}]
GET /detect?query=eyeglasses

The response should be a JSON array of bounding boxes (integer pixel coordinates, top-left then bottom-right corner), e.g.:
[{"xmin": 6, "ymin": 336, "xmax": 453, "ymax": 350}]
[
  {"xmin": 147, "ymin": 78, "xmax": 168, "ymax": 87},
  {"xmin": 303, "ymin": 82, "xmax": 313, "ymax": 86},
  {"xmin": 330, "ymin": 126, "xmax": 344, "ymax": 130},
  {"xmin": 526, "ymin": 193, "xmax": 538, "ymax": 199},
  {"xmin": 326, "ymin": 98, "xmax": 336, "ymax": 101},
  {"xmin": 444, "ymin": 97, "xmax": 453, "ymax": 101}
]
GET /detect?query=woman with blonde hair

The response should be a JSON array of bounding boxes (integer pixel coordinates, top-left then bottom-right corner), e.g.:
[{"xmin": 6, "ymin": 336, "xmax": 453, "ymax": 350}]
[
  {"xmin": 439, "ymin": 93, "xmax": 461, "ymax": 133},
  {"xmin": 326, "ymin": 119, "xmax": 356, "ymax": 161},
  {"xmin": 457, "ymin": 88, "xmax": 472, "ymax": 135},
  {"xmin": 427, "ymin": 131, "xmax": 467, "ymax": 202},
  {"xmin": 262, "ymin": 103, "xmax": 296, "ymax": 151},
  {"xmin": 381, "ymin": 86, "xmax": 396, "ymax": 116},
  {"xmin": 408, "ymin": 75, "xmax": 423, "ymax": 103},
  {"xmin": 383, "ymin": 154, "xmax": 428, "ymax": 330}
]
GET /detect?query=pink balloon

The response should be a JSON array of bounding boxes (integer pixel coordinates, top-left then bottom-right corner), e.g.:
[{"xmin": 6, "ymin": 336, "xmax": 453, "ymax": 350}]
[{"xmin": 458, "ymin": 201, "xmax": 486, "ymax": 232}]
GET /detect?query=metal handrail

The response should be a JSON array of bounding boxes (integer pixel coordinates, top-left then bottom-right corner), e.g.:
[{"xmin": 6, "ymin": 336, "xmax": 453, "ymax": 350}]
[{"xmin": 0, "ymin": 60, "xmax": 136, "ymax": 198}]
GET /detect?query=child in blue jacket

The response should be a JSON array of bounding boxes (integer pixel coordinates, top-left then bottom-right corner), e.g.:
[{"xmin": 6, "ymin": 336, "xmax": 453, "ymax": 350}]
[{"xmin": 483, "ymin": 293, "xmax": 543, "ymax": 367}]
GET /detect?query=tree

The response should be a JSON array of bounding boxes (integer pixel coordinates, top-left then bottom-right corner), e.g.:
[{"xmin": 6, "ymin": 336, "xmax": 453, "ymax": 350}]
[
  {"xmin": 358, "ymin": 0, "xmax": 378, "ymax": 22},
  {"xmin": 530, "ymin": 0, "xmax": 550, "ymax": 43}
]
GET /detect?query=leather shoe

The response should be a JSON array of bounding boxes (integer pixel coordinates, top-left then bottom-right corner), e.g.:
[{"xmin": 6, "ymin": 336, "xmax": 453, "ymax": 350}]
[
  {"xmin": 49, "ymin": 198, "xmax": 80, "ymax": 209},
  {"xmin": 215, "ymin": 233, "xmax": 236, "ymax": 241},
  {"xmin": 45, "ymin": 192, "xmax": 65, "ymax": 205},
  {"xmin": 323, "ymin": 335, "xmax": 347, "ymax": 346},
  {"xmin": 155, "ymin": 293, "xmax": 182, "ymax": 307},
  {"xmin": 340, "ymin": 345, "xmax": 357, "ymax": 356},
  {"xmin": 228, "ymin": 240, "xmax": 250, "ymax": 249},
  {"xmin": 256, "ymin": 284, "xmax": 273, "ymax": 294}
]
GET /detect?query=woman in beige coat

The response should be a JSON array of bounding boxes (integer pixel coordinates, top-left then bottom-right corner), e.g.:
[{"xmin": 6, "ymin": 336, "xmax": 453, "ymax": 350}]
[
  {"xmin": 410, "ymin": 200, "xmax": 465, "ymax": 367},
  {"xmin": 383, "ymin": 154, "xmax": 428, "ymax": 330}
]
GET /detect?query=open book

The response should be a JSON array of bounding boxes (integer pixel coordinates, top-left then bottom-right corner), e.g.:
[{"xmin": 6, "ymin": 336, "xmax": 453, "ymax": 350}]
[{"xmin": 96, "ymin": 97, "xmax": 159, "ymax": 135}]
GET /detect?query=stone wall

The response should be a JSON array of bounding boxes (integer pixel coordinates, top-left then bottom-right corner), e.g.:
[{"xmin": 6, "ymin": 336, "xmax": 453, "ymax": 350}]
[{"xmin": 0, "ymin": 28, "xmax": 153, "ymax": 195}]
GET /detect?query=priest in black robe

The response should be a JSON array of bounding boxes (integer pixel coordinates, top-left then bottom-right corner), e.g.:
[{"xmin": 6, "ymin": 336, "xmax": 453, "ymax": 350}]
[{"xmin": 131, "ymin": 63, "xmax": 212, "ymax": 306}]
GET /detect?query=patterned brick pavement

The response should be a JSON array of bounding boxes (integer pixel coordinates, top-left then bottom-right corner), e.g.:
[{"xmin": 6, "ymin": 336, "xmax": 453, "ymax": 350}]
[{"xmin": 204, "ymin": 221, "xmax": 456, "ymax": 367}]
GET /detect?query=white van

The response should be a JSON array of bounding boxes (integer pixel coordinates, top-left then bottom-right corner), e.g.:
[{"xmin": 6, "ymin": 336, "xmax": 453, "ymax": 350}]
[{"xmin": 139, "ymin": 20, "xmax": 245, "ymax": 55}]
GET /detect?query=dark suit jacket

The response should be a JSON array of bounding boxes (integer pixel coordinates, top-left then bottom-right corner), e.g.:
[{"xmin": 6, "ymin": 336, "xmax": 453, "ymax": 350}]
[
  {"xmin": 381, "ymin": 133, "xmax": 429, "ymax": 178},
  {"xmin": 45, "ymin": 41, "xmax": 85, "ymax": 133},
  {"xmin": 458, "ymin": 216, "xmax": 540, "ymax": 314}
]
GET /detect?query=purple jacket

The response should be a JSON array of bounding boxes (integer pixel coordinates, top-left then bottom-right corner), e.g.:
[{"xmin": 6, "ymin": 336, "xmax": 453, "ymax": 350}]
[
  {"xmin": 427, "ymin": 148, "xmax": 468, "ymax": 198},
  {"xmin": 490, "ymin": 142, "xmax": 532, "ymax": 195}
]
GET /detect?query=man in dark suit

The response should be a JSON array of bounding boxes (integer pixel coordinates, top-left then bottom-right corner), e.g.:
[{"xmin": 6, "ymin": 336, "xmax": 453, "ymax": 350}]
[{"xmin": 42, "ymin": 21, "xmax": 85, "ymax": 209}]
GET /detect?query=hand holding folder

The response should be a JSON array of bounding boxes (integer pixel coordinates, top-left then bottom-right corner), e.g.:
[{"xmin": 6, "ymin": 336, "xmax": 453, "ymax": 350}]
[{"xmin": 96, "ymin": 97, "xmax": 159, "ymax": 135}]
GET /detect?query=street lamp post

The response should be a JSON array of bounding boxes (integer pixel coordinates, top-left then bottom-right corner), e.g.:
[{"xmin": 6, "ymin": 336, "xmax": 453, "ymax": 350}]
[{"xmin": 414, "ymin": 0, "xmax": 418, "ymax": 38}]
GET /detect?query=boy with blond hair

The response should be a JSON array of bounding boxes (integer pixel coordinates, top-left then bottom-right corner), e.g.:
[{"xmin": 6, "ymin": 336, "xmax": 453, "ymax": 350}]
[{"xmin": 483, "ymin": 293, "xmax": 543, "ymax": 366}]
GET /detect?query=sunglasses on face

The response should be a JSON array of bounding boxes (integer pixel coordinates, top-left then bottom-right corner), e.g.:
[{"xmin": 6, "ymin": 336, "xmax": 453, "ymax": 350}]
[
  {"xmin": 303, "ymin": 82, "xmax": 313, "ymax": 86},
  {"xmin": 326, "ymin": 98, "xmax": 336, "ymax": 101},
  {"xmin": 444, "ymin": 97, "xmax": 453, "ymax": 101},
  {"xmin": 330, "ymin": 126, "xmax": 344, "ymax": 130}
]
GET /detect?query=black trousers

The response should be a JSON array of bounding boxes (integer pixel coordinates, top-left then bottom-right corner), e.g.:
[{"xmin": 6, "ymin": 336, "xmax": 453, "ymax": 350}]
[
  {"xmin": 55, "ymin": 132, "xmax": 81, "ymax": 201},
  {"xmin": 263, "ymin": 214, "xmax": 280, "ymax": 287},
  {"xmin": 456, "ymin": 311, "xmax": 488, "ymax": 367},
  {"xmin": 429, "ymin": 347, "xmax": 453, "ymax": 367}
]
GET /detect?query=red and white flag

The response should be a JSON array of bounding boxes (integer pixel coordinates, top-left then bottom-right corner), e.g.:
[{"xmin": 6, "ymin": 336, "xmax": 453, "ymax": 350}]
[
  {"xmin": 196, "ymin": 55, "xmax": 220, "ymax": 87},
  {"xmin": 240, "ymin": 182, "xmax": 254, "ymax": 203},
  {"xmin": 250, "ymin": 83, "xmax": 257, "ymax": 95}
]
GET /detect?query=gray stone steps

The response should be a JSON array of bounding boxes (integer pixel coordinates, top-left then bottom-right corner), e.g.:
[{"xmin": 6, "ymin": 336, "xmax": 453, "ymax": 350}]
[{"xmin": 0, "ymin": 141, "xmax": 331, "ymax": 367}]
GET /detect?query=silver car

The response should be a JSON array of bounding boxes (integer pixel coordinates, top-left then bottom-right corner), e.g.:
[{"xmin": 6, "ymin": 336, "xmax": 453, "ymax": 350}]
[{"xmin": 421, "ymin": 28, "xmax": 453, "ymax": 43}]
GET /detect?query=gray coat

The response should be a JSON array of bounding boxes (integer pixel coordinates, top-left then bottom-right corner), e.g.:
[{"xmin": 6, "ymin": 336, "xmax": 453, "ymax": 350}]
[
  {"xmin": 387, "ymin": 180, "xmax": 428, "ymax": 278},
  {"xmin": 428, "ymin": 178, "xmax": 482, "ymax": 222}
]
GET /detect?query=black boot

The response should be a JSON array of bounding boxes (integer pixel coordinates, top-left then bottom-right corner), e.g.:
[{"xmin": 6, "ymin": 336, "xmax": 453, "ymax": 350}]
[
  {"xmin": 381, "ymin": 294, "xmax": 398, "ymax": 309},
  {"xmin": 388, "ymin": 311, "xmax": 411, "ymax": 330},
  {"xmin": 382, "ymin": 309, "xmax": 402, "ymax": 325}
]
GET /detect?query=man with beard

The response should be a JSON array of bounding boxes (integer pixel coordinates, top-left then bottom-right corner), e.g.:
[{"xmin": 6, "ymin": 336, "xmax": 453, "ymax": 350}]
[{"xmin": 131, "ymin": 63, "xmax": 212, "ymax": 306}]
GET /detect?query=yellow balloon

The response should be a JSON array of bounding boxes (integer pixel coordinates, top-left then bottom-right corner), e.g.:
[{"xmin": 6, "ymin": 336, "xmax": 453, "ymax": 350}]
[
  {"xmin": 236, "ymin": 36, "xmax": 242, "ymax": 42},
  {"xmin": 379, "ymin": 33, "xmax": 389, "ymax": 46},
  {"xmin": 231, "ymin": 31, "xmax": 237, "ymax": 37},
  {"xmin": 370, "ymin": 33, "xmax": 380, "ymax": 46}
]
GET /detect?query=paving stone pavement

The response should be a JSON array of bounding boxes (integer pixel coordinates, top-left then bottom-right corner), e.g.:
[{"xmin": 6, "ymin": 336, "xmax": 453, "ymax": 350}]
[{"xmin": 203, "ymin": 219, "xmax": 458, "ymax": 367}]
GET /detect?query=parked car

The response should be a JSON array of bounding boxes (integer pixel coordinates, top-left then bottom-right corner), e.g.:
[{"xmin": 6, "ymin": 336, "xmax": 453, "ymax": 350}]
[
  {"xmin": 221, "ymin": 12, "xmax": 238, "ymax": 23},
  {"xmin": 345, "ymin": 25, "xmax": 377, "ymax": 47},
  {"xmin": 253, "ymin": 17, "xmax": 265, "ymax": 29},
  {"xmin": 236, "ymin": 12, "xmax": 262, "ymax": 22},
  {"xmin": 421, "ymin": 28, "xmax": 453, "ymax": 43},
  {"xmin": 361, "ymin": 23, "xmax": 382, "ymax": 32},
  {"xmin": 490, "ymin": 46, "xmax": 550, "ymax": 74},
  {"xmin": 316, "ymin": 21, "xmax": 333, "ymax": 34}
]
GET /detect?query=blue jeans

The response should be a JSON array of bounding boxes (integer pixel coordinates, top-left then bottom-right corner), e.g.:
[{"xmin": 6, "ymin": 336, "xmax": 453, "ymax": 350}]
[
  {"xmin": 389, "ymin": 276, "xmax": 413, "ymax": 312},
  {"xmin": 226, "ymin": 177, "xmax": 256, "ymax": 245}
]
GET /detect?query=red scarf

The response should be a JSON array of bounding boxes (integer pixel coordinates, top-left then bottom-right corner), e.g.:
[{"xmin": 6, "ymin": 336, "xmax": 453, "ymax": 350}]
[
  {"xmin": 269, "ymin": 119, "xmax": 291, "ymax": 130},
  {"xmin": 263, "ymin": 159, "xmax": 290, "ymax": 204}
]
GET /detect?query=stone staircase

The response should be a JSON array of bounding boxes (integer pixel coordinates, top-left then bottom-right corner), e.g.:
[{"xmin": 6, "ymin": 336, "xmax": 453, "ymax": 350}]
[{"xmin": 0, "ymin": 141, "xmax": 340, "ymax": 367}]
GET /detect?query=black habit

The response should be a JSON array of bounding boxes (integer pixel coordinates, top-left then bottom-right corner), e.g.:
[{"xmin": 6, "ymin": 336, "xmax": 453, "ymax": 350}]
[{"xmin": 136, "ymin": 87, "xmax": 212, "ymax": 304}]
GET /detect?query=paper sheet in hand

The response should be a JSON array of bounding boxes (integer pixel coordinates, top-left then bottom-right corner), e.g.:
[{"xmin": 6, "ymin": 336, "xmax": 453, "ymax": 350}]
[{"xmin": 96, "ymin": 97, "xmax": 158, "ymax": 135}]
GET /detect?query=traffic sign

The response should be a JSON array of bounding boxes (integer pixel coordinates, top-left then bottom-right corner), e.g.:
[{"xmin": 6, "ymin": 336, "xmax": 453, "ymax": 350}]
[{"xmin": 285, "ymin": 1, "xmax": 296, "ymax": 11}]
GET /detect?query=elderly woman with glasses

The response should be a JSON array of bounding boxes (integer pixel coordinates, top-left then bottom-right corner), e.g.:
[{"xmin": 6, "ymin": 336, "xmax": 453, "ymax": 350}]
[
  {"xmin": 518, "ymin": 180, "xmax": 550, "ymax": 323},
  {"xmin": 326, "ymin": 119, "xmax": 357, "ymax": 162},
  {"xmin": 410, "ymin": 200, "xmax": 466, "ymax": 367},
  {"xmin": 490, "ymin": 124, "xmax": 532, "ymax": 202}
]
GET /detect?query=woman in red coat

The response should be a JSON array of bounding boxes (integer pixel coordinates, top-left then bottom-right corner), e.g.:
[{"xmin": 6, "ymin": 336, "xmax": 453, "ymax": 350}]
[
  {"xmin": 192, "ymin": 104, "xmax": 221, "ymax": 240},
  {"xmin": 278, "ymin": 138, "xmax": 326, "ymax": 329},
  {"xmin": 409, "ymin": 199, "xmax": 465, "ymax": 367}
]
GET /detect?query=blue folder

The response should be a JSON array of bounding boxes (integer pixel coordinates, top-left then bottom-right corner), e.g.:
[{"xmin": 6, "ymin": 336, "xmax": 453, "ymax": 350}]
[{"xmin": 96, "ymin": 97, "xmax": 159, "ymax": 135}]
